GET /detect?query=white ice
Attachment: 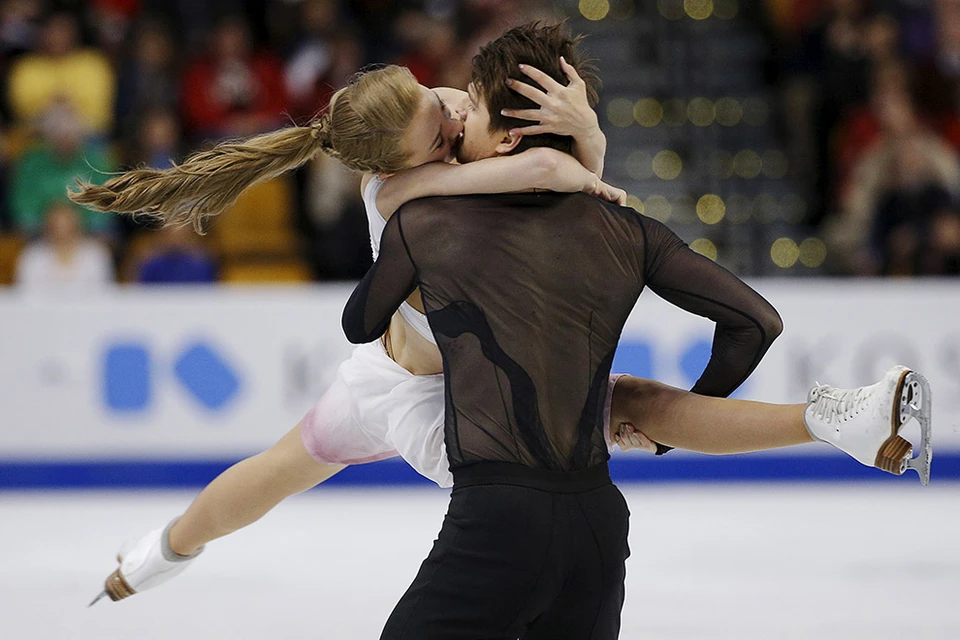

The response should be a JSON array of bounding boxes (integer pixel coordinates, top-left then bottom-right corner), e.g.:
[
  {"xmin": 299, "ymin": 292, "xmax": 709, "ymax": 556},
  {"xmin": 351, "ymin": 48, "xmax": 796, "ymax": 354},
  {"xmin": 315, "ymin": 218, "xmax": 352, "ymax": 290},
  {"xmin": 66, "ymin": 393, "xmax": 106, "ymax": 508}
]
[{"xmin": 1, "ymin": 484, "xmax": 957, "ymax": 639}]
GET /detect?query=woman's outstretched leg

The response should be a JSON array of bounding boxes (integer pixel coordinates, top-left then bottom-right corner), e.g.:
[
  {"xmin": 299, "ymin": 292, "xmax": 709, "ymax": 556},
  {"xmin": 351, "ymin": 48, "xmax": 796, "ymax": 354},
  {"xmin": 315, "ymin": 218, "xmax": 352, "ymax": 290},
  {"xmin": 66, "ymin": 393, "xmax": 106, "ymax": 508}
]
[
  {"xmin": 168, "ymin": 422, "xmax": 344, "ymax": 555},
  {"xmin": 95, "ymin": 423, "xmax": 345, "ymax": 604},
  {"xmin": 610, "ymin": 367, "xmax": 933, "ymax": 484},
  {"xmin": 610, "ymin": 377, "xmax": 810, "ymax": 455}
]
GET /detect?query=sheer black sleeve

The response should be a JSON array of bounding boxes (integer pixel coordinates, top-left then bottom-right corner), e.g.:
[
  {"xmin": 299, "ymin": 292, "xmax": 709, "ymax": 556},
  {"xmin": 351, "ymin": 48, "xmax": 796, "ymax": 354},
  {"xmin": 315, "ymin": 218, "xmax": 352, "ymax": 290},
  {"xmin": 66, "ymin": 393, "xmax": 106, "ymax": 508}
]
[
  {"xmin": 642, "ymin": 217, "xmax": 783, "ymax": 397},
  {"xmin": 342, "ymin": 211, "xmax": 419, "ymax": 344}
]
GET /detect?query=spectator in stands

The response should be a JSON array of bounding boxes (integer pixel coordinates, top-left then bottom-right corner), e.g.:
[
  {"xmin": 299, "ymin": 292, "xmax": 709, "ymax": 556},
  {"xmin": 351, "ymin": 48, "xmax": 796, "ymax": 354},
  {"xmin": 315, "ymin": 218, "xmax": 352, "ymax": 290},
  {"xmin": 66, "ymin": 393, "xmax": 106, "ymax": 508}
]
[
  {"xmin": 872, "ymin": 135, "xmax": 955, "ymax": 275},
  {"xmin": 283, "ymin": 0, "xmax": 338, "ymax": 121},
  {"xmin": 8, "ymin": 100, "xmax": 115, "ymax": 237},
  {"xmin": 393, "ymin": 12, "xmax": 460, "ymax": 89},
  {"xmin": 15, "ymin": 199, "xmax": 114, "ymax": 292},
  {"xmin": 833, "ymin": 59, "xmax": 912, "ymax": 194},
  {"xmin": 180, "ymin": 13, "xmax": 287, "ymax": 141},
  {"xmin": 114, "ymin": 19, "xmax": 180, "ymax": 146},
  {"xmin": 129, "ymin": 107, "xmax": 180, "ymax": 170},
  {"xmin": 6, "ymin": 10, "xmax": 115, "ymax": 136},
  {"xmin": 0, "ymin": 0, "xmax": 43, "ymax": 64},
  {"xmin": 825, "ymin": 92, "xmax": 960, "ymax": 274},
  {"xmin": 89, "ymin": 0, "xmax": 143, "ymax": 63},
  {"xmin": 924, "ymin": 207, "xmax": 960, "ymax": 274},
  {"xmin": 303, "ymin": 151, "xmax": 369, "ymax": 280},
  {"xmin": 136, "ymin": 224, "xmax": 217, "ymax": 284},
  {"xmin": 784, "ymin": 0, "xmax": 872, "ymax": 223}
]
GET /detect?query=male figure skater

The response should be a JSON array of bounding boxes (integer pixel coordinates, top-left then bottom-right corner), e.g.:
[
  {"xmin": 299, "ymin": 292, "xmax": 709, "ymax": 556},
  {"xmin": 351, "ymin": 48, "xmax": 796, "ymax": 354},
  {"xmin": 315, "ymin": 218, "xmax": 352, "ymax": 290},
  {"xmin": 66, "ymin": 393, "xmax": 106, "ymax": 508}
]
[{"xmin": 341, "ymin": 22, "xmax": 787, "ymax": 639}]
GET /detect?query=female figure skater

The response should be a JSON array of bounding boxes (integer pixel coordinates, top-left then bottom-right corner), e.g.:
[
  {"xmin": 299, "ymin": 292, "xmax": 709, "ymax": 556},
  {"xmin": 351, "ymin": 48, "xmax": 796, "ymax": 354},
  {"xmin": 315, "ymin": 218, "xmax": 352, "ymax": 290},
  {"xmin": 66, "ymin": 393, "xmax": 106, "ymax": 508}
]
[{"xmin": 74, "ymin": 33, "xmax": 930, "ymax": 606}]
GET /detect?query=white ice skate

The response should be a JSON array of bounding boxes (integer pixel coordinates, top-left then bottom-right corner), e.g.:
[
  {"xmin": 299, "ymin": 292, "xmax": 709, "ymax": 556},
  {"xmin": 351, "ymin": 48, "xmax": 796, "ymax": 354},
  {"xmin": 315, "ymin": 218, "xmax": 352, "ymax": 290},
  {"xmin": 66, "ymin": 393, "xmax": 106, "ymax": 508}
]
[
  {"xmin": 88, "ymin": 519, "xmax": 202, "ymax": 605},
  {"xmin": 804, "ymin": 365, "xmax": 933, "ymax": 485}
]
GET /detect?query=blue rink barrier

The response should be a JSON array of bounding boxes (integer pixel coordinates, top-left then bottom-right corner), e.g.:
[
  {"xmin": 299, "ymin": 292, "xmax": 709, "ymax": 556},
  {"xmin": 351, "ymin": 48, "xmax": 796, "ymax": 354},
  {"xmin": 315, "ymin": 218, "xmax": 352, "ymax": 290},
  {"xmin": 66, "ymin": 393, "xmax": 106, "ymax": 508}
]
[{"xmin": 0, "ymin": 453, "xmax": 957, "ymax": 489}]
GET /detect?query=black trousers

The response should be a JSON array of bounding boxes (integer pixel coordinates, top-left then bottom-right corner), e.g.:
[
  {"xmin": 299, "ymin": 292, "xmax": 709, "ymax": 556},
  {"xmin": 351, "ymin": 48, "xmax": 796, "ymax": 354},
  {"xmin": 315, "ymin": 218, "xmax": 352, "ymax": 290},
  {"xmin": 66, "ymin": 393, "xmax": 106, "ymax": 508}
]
[{"xmin": 380, "ymin": 462, "xmax": 631, "ymax": 640}]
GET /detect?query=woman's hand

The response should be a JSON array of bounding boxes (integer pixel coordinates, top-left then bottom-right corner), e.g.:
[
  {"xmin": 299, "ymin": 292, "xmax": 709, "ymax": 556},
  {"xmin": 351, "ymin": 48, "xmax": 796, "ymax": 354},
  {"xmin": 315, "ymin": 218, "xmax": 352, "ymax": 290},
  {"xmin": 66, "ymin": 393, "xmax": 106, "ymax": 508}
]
[
  {"xmin": 502, "ymin": 57, "xmax": 599, "ymax": 138},
  {"xmin": 589, "ymin": 176, "xmax": 627, "ymax": 206},
  {"xmin": 612, "ymin": 423, "xmax": 657, "ymax": 454}
]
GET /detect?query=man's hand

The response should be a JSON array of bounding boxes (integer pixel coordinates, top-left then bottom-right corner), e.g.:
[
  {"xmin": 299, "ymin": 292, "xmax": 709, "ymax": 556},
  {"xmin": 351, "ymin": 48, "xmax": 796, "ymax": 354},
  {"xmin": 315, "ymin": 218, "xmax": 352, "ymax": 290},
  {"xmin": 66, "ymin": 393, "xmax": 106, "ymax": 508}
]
[
  {"xmin": 502, "ymin": 57, "xmax": 599, "ymax": 139},
  {"xmin": 612, "ymin": 423, "xmax": 657, "ymax": 454}
]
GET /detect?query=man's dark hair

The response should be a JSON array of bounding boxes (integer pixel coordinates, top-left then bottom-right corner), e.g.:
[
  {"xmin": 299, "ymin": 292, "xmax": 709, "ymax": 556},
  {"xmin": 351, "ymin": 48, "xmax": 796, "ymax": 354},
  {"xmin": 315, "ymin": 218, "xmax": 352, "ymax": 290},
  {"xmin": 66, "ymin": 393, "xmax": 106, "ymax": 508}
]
[{"xmin": 470, "ymin": 21, "xmax": 599, "ymax": 155}]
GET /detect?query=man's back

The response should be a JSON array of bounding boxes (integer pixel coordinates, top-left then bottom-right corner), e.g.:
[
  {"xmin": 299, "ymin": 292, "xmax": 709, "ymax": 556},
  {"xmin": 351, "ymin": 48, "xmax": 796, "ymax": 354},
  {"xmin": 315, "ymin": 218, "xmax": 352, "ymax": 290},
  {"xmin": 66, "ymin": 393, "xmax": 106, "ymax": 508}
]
[
  {"xmin": 344, "ymin": 190, "xmax": 781, "ymax": 474},
  {"xmin": 374, "ymin": 192, "xmax": 681, "ymax": 472}
]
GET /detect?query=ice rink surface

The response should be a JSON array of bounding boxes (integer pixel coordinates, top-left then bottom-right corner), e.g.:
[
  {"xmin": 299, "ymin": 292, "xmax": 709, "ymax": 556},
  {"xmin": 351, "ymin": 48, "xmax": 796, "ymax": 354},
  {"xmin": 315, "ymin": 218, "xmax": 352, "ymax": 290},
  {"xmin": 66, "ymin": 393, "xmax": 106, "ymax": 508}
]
[{"xmin": 1, "ymin": 483, "xmax": 957, "ymax": 640}]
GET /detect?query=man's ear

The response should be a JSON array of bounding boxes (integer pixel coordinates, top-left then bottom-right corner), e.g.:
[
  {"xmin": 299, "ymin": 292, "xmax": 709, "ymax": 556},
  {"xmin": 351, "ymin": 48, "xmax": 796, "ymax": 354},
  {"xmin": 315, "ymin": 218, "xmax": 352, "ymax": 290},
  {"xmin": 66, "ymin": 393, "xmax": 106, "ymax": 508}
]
[{"xmin": 494, "ymin": 129, "xmax": 522, "ymax": 155}]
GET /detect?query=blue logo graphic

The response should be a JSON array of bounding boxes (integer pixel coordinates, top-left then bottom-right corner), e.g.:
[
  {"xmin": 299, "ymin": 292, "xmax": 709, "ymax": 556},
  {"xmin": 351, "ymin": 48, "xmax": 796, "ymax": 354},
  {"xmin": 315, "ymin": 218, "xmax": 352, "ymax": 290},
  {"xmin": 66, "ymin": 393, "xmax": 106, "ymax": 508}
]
[
  {"xmin": 103, "ymin": 340, "xmax": 241, "ymax": 413},
  {"xmin": 612, "ymin": 337, "xmax": 747, "ymax": 395},
  {"xmin": 611, "ymin": 341, "xmax": 653, "ymax": 379},
  {"xmin": 173, "ymin": 343, "xmax": 241, "ymax": 410},
  {"xmin": 103, "ymin": 344, "xmax": 152, "ymax": 412}
]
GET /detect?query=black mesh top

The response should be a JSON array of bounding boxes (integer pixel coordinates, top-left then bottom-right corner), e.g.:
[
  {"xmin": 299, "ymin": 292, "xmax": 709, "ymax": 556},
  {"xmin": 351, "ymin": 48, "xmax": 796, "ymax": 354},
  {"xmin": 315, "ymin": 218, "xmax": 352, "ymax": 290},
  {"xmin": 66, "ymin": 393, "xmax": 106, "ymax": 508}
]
[{"xmin": 343, "ymin": 192, "xmax": 782, "ymax": 472}]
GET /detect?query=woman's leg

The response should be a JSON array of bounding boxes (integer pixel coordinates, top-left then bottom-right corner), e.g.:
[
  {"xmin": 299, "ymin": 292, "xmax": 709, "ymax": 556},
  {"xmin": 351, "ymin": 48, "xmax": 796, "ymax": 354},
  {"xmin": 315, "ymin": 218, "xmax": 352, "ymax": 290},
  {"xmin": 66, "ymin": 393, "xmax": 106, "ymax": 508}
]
[
  {"xmin": 610, "ymin": 376, "xmax": 812, "ymax": 455},
  {"xmin": 168, "ymin": 422, "xmax": 345, "ymax": 555}
]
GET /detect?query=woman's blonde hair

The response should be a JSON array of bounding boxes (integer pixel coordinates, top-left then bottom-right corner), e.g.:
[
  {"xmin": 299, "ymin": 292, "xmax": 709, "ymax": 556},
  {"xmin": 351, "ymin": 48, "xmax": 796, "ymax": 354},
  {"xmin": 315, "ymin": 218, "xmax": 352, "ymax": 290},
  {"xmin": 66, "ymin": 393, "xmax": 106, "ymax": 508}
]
[{"xmin": 69, "ymin": 65, "xmax": 422, "ymax": 233}]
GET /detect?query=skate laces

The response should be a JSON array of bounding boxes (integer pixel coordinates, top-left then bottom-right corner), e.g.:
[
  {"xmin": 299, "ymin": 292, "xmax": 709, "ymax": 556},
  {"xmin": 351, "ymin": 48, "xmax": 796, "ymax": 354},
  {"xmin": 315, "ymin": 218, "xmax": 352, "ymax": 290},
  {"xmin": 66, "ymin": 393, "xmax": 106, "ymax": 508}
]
[{"xmin": 809, "ymin": 385, "xmax": 869, "ymax": 424}]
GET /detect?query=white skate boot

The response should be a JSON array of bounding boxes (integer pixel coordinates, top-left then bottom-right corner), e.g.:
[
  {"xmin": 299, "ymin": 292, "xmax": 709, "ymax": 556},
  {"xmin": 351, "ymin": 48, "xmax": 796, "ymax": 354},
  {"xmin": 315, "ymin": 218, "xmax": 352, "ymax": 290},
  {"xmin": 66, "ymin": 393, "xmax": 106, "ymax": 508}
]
[
  {"xmin": 804, "ymin": 365, "xmax": 933, "ymax": 485},
  {"xmin": 89, "ymin": 519, "xmax": 202, "ymax": 605}
]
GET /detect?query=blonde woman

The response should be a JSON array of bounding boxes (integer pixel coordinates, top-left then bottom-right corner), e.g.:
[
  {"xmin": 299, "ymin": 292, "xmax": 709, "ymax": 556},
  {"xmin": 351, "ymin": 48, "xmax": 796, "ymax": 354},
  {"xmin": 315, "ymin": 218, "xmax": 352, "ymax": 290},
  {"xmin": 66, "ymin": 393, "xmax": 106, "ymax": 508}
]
[{"xmin": 76, "ymin": 27, "xmax": 930, "ymax": 607}]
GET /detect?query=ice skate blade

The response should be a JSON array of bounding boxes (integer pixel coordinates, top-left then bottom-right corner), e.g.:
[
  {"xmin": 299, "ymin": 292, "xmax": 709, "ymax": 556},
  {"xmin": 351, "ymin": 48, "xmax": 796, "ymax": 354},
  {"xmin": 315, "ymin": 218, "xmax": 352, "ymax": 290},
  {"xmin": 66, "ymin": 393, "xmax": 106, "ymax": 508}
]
[
  {"xmin": 875, "ymin": 370, "xmax": 933, "ymax": 486},
  {"xmin": 103, "ymin": 568, "xmax": 136, "ymax": 602},
  {"xmin": 87, "ymin": 590, "xmax": 108, "ymax": 607}
]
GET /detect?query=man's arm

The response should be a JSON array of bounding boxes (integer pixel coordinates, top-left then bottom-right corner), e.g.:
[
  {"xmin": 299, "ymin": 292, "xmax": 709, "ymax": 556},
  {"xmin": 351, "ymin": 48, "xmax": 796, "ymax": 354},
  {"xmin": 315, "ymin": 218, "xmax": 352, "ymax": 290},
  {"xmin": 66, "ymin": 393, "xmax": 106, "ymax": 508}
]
[
  {"xmin": 342, "ymin": 211, "xmax": 419, "ymax": 344},
  {"xmin": 638, "ymin": 217, "xmax": 783, "ymax": 453},
  {"xmin": 642, "ymin": 217, "xmax": 783, "ymax": 397}
]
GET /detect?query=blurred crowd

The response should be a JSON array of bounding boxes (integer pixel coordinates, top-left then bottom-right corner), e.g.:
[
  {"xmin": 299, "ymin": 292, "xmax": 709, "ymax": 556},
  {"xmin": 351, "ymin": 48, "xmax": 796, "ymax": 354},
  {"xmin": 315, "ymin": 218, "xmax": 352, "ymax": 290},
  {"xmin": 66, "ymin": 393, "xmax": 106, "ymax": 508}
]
[
  {"xmin": 770, "ymin": 0, "xmax": 960, "ymax": 276},
  {"xmin": 0, "ymin": 0, "xmax": 550, "ymax": 292}
]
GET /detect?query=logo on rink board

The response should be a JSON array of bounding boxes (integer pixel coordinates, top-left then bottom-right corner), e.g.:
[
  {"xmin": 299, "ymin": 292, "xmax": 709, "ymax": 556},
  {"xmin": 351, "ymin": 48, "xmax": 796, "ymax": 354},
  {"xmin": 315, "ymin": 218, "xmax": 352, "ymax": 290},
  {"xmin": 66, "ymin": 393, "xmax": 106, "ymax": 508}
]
[
  {"xmin": 613, "ymin": 337, "xmax": 748, "ymax": 395},
  {"xmin": 103, "ymin": 341, "xmax": 241, "ymax": 412}
]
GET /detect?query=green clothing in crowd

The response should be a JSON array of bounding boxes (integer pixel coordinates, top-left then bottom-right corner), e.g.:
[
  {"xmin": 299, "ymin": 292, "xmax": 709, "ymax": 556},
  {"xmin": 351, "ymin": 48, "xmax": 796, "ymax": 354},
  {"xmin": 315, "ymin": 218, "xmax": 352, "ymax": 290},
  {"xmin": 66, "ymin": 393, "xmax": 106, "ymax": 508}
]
[{"xmin": 9, "ymin": 143, "xmax": 116, "ymax": 235}]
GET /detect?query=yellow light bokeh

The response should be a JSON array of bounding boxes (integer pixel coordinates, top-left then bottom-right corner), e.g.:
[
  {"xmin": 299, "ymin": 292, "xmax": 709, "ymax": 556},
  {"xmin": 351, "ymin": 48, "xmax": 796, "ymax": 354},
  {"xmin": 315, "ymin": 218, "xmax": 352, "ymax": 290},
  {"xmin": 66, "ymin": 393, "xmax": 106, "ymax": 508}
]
[
  {"xmin": 606, "ymin": 98, "xmax": 635, "ymax": 127},
  {"xmin": 644, "ymin": 195, "xmax": 673, "ymax": 222},
  {"xmin": 684, "ymin": 0, "xmax": 713, "ymax": 20},
  {"xmin": 634, "ymin": 98, "xmax": 663, "ymax": 127},
  {"xmin": 799, "ymin": 237, "xmax": 827, "ymax": 268},
  {"xmin": 579, "ymin": 0, "xmax": 611, "ymax": 21},
  {"xmin": 625, "ymin": 194, "xmax": 644, "ymax": 213},
  {"xmin": 690, "ymin": 238, "xmax": 718, "ymax": 261},
  {"xmin": 714, "ymin": 97, "xmax": 742, "ymax": 126},
  {"xmin": 653, "ymin": 150, "xmax": 683, "ymax": 180},
  {"xmin": 771, "ymin": 238, "xmax": 800, "ymax": 268},
  {"xmin": 696, "ymin": 194, "xmax": 726, "ymax": 224},
  {"xmin": 687, "ymin": 97, "xmax": 716, "ymax": 126},
  {"xmin": 733, "ymin": 149, "xmax": 762, "ymax": 179}
]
